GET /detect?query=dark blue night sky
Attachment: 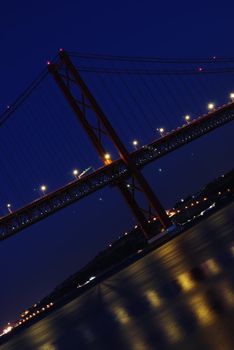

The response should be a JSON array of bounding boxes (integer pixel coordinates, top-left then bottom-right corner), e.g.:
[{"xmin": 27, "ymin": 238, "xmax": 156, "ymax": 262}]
[{"xmin": 0, "ymin": 0, "xmax": 234, "ymax": 328}]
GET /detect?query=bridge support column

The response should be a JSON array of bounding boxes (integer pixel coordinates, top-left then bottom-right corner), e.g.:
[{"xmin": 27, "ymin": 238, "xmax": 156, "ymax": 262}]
[{"xmin": 48, "ymin": 50, "xmax": 171, "ymax": 238}]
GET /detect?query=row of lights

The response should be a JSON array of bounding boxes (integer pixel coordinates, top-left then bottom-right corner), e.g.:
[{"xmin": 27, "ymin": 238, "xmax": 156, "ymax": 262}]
[
  {"xmin": 5, "ymin": 95, "xmax": 234, "ymax": 214},
  {"xmin": 206, "ymin": 93, "xmax": 234, "ymax": 110},
  {"xmin": 5, "ymin": 302, "xmax": 55, "ymax": 333},
  {"xmin": 5, "ymin": 168, "xmax": 90, "ymax": 213},
  {"xmin": 156, "ymin": 93, "xmax": 234, "ymax": 137},
  {"xmin": 176, "ymin": 189, "xmax": 231, "ymax": 213},
  {"xmin": 39, "ymin": 167, "xmax": 94, "ymax": 193},
  {"xmin": 115, "ymin": 189, "xmax": 228, "ymax": 245},
  {"xmin": 5, "ymin": 177, "xmax": 231, "ymax": 219},
  {"xmin": 6, "ymin": 184, "xmax": 49, "ymax": 212},
  {"xmin": 108, "ymin": 94, "xmax": 234, "ymax": 157}
]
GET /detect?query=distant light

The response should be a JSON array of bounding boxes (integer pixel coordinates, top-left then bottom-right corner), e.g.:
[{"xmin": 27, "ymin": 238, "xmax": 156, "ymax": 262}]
[
  {"xmin": 104, "ymin": 153, "xmax": 111, "ymax": 160},
  {"xmin": 73, "ymin": 169, "xmax": 79, "ymax": 178},
  {"xmin": 126, "ymin": 184, "xmax": 131, "ymax": 188},
  {"xmin": 230, "ymin": 92, "xmax": 234, "ymax": 100},
  {"xmin": 59, "ymin": 48, "xmax": 63, "ymax": 52},
  {"xmin": 6, "ymin": 203, "xmax": 12, "ymax": 214},
  {"xmin": 157, "ymin": 127, "xmax": 165, "ymax": 137},
  {"xmin": 208, "ymin": 102, "xmax": 215, "ymax": 110},
  {"xmin": 132, "ymin": 139, "xmax": 138, "ymax": 147},
  {"xmin": 3, "ymin": 325, "xmax": 12, "ymax": 335},
  {"xmin": 40, "ymin": 185, "xmax": 47, "ymax": 193},
  {"xmin": 181, "ymin": 198, "xmax": 184, "ymax": 202},
  {"xmin": 198, "ymin": 67, "xmax": 203, "ymax": 72},
  {"xmin": 104, "ymin": 153, "xmax": 112, "ymax": 165},
  {"xmin": 184, "ymin": 115, "xmax": 190, "ymax": 122},
  {"xmin": 47, "ymin": 61, "xmax": 51, "ymax": 66}
]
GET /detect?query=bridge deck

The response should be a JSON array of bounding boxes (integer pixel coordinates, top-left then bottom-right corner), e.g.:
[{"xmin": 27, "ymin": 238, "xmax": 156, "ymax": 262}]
[{"xmin": 1, "ymin": 102, "xmax": 234, "ymax": 240}]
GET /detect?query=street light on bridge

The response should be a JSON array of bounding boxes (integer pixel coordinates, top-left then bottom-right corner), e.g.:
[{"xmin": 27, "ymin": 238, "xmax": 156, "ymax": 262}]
[
  {"xmin": 230, "ymin": 92, "xmax": 234, "ymax": 101},
  {"xmin": 104, "ymin": 153, "xmax": 112, "ymax": 165},
  {"xmin": 40, "ymin": 185, "xmax": 47, "ymax": 195},
  {"xmin": 207, "ymin": 102, "xmax": 215, "ymax": 111},
  {"xmin": 184, "ymin": 115, "xmax": 190, "ymax": 123},
  {"xmin": 6, "ymin": 203, "xmax": 12, "ymax": 214},
  {"xmin": 132, "ymin": 139, "xmax": 139, "ymax": 149},
  {"xmin": 73, "ymin": 169, "xmax": 79, "ymax": 179},
  {"xmin": 157, "ymin": 127, "xmax": 165, "ymax": 137}
]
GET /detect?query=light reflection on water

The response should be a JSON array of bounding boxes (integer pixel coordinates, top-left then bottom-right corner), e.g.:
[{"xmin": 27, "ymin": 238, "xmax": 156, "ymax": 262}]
[
  {"xmin": 144, "ymin": 289, "xmax": 162, "ymax": 308},
  {"xmin": 24, "ymin": 319, "xmax": 57, "ymax": 350},
  {"xmin": 38, "ymin": 345, "xmax": 56, "ymax": 350},
  {"xmin": 222, "ymin": 282, "xmax": 234, "ymax": 306},
  {"xmin": 176, "ymin": 271, "xmax": 195, "ymax": 292},
  {"xmin": 0, "ymin": 203, "xmax": 234, "ymax": 350},
  {"xmin": 188, "ymin": 293, "xmax": 216, "ymax": 327}
]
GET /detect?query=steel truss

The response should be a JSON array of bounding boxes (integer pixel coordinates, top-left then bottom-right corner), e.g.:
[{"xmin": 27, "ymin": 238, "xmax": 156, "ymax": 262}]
[
  {"xmin": 48, "ymin": 51, "xmax": 171, "ymax": 238},
  {"xmin": 0, "ymin": 99, "xmax": 233, "ymax": 241}
]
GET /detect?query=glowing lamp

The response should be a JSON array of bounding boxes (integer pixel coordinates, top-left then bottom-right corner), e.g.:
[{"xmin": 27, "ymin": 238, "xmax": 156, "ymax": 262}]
[
  {"xmin": 230, "ymin": 92, "xmax": 234, "ymax": 100},
  {"xmin": 40, "ymin": 185, "xmax": 47, "ymax": 192},
  {"xmin": 73, "ymin": 169, "xmax": 79, "ymax": 176},
  {"xmin": 207, "ymin": 103, "xmax": 215, "ymax": 110}
]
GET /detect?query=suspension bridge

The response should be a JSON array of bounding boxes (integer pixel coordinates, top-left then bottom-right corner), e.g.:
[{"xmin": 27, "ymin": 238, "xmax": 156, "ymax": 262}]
[{"xmin": 0, "ymin": 50, "xmax": 233, "ymax": 241}]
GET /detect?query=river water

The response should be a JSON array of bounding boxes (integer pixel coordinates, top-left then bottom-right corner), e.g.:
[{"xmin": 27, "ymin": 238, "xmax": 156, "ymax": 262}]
[{"xmin": 1, "ymin": 203, "xmax": 234, "ymax": 350}]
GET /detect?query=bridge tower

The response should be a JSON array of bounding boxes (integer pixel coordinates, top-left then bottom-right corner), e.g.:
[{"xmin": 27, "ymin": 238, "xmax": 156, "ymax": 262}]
[{"xmin": 48, "ymin": 50, "xmax": 171, "ymax": 239}]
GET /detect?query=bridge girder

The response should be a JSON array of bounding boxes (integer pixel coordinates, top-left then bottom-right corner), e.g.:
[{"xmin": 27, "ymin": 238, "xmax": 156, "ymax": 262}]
[{"xmin": 0, "ymin": 101, "xmax": 233, "ymax": 241}]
